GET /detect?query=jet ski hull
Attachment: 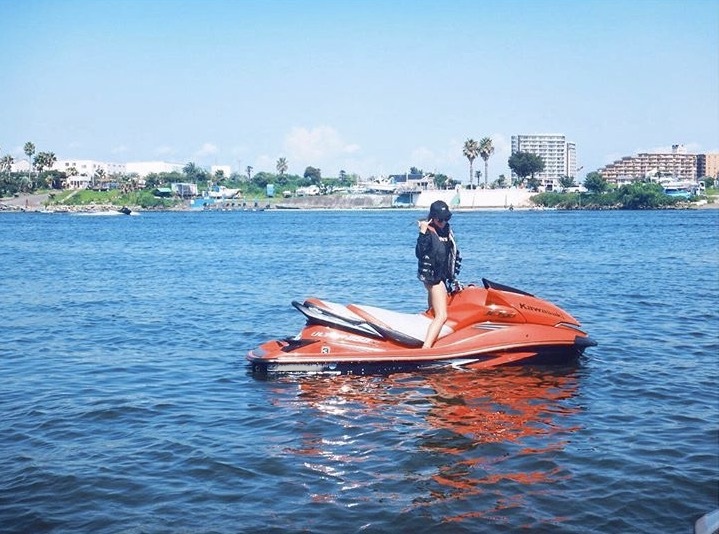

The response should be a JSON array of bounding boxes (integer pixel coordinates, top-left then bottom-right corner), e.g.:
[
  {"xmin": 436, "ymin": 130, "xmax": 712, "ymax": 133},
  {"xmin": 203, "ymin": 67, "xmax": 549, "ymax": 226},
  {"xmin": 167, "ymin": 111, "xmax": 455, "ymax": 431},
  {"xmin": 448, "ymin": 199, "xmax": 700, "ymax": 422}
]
[
  {"xmin": 247, "ymin": 279, "xmax": 596, "ymax": 375},
  {"xmin": 248, "ymin": 339, "xmax": 591, "ymax": 375}
]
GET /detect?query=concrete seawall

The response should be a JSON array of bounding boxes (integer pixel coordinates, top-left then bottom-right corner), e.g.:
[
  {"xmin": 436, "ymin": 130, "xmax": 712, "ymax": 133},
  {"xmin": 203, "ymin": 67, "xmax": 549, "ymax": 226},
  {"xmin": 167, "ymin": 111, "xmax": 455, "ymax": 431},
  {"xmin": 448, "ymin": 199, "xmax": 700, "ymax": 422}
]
[
  {"xmin": 2, "ymin": 188, "xmax": 538, "ymax": 212},
  {"xmin": 274, "ymin": 188, "xmax": 536, "ymax": 210},
  {"xmin": 275, "ymin": 194, "xmax": 393, "ymax": 209},
  {"xmin": 414, "ymin": 188, "xmax": 535, "ymax": 209}
]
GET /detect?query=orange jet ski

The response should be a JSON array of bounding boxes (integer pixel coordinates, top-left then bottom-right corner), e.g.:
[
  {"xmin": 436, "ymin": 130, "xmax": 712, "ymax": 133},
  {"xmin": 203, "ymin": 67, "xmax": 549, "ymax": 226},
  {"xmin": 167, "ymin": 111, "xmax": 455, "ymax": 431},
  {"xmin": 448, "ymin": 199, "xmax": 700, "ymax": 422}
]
[{"xmin": 247, "ymin": 279, "xmax": 596, "ymax": 375}]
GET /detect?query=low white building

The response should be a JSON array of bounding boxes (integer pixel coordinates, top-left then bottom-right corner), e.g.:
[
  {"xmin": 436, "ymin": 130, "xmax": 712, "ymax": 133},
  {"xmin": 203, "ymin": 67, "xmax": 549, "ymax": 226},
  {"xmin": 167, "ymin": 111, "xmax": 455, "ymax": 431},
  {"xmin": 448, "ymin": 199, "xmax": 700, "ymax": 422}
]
[
  {"xmin": 125, "ymin": 161, "xmax": 184, "ymax": 177},
  {"xmin": 11, "ymin": 158, "xmax": 125, "ymax": 178},
  {"xmin": 171, "ymin": 182, "xmax": 198, "ymax": 197},
  {"xmin": 296, "ymin": 185, "xmax": 320, "ymax": 196},
  {"xmin": 10, "ymin": 157, "xmax": 186, "ymax": 189},
  {"xmin": 51, "ymin": 160, "xmax": 126, "ymax": 189},
  {"xmin": 10, "ymin": 160, "xmax": 31, "ymax": 173}
]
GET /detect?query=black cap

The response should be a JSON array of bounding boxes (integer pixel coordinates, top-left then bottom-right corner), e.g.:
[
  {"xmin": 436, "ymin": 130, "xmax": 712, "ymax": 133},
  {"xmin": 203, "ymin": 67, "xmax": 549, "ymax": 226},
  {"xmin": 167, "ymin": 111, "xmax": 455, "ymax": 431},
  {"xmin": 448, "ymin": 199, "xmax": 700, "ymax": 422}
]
[{"xmin": 428, "ymin": 200, "xmax": 452, "ymax": 221}]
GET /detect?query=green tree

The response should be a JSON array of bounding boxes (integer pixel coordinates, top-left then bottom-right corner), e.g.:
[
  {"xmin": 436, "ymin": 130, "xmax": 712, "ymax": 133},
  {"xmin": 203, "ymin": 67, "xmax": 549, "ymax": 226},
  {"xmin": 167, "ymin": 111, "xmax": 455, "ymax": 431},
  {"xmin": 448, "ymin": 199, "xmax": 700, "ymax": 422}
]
[
  {"xmin": 250, "ymin": 171, "xmax": 274, "ymax": 189},
  {"xmin": 45, "ymin": 170, "xmax": 66, "ymax": 190},
  {"xmin": 559, "ymin": 175, "xmax": 576, "ymax": 191},
  {"xmin": 526, "ymin": 176, "xmax": 542, "ymax": 192},
  {"xmin": 445, "ymin": 176, "xmax": 461, "ymax": 189},
  {"xmin": 145, "ymin": 171, "xmax": 183, "ymax": 190},
  {"xmin": 615, "ymin": 182, "xmax": 669, "ymax": 209},
  {"xmin": 214, "ymin": 169, "xmax": 226, "ymax": 184},
  {"xmin": 119, "ymin": 173, "xmax": 139, "ymax": 194},
  {"xmin": 584, "ymin": 172, "xmax": 608, "ymax": 194},
  {"xmin": 462, "ymin": 138, "xmax": 480, "ymax": 187},
  {"xmin": 304, "ymin": 166, "xmax": 321, "ymax": 184},
  {"xmin": 145, "ymin": 173, "xmax": 161, "ymax": 189},
  {"xmin": 183, "ymin": 162, "xmax": 207, "ymax": 183},
  {"xmin": 508, "ymin": 151, "xmax": 544, "ymax": 187},
  {"xmin": 276, "ymin": 157, "xmax": 288, "ymax": 176},
  {"xmin": 492, "ymin": 174, "xmax": 507, "ymax": 189},
  {"xmin": 478, "ymin": 137, "xmax": 494, "ymax": 188},
  {"xmin": 432, "ymin": 173, "xmax": 456, "ymax": 189}
]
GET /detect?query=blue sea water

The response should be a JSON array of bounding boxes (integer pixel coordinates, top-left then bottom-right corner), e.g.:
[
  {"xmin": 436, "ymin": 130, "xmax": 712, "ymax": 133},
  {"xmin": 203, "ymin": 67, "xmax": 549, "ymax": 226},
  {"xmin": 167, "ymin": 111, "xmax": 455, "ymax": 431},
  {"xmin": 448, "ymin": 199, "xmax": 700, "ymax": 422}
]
[{"xmin": 1, "ymin": 208, "xmax": 717, "ymax": 533}]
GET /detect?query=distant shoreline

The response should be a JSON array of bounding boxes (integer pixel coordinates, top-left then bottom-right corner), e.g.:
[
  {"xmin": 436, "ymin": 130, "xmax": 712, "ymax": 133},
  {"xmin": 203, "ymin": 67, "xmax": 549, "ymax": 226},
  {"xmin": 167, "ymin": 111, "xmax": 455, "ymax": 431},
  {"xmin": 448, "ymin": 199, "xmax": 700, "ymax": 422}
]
[{"xmin": 2, "ymin": 192, "xmax": 718, "ymax": 213}]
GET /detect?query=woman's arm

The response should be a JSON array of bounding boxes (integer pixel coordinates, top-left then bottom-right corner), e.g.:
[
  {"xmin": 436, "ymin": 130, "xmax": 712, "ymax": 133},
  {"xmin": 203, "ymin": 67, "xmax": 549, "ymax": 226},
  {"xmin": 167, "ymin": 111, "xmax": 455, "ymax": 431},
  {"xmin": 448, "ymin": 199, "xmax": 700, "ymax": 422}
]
[{"xmin": 415, "ymin": 230, "xmax": 432, "ymax": 259}]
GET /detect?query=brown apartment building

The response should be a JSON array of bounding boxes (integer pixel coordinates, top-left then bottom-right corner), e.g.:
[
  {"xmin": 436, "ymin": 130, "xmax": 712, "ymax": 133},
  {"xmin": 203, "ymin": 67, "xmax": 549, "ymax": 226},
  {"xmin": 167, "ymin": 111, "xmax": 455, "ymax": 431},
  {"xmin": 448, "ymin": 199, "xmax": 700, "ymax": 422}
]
[{"xmin": 598, "ymin": 145, "xmax": 718, "ymax": 184}]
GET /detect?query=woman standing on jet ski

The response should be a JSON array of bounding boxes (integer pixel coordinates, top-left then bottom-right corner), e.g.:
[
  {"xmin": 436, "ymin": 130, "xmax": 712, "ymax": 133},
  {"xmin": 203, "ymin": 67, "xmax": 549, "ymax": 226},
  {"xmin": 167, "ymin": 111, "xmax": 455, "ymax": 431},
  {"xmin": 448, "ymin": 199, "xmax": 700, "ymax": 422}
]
[{"xmin": 416, "ymin": 200, "xmax": 462, "ymax": 349}]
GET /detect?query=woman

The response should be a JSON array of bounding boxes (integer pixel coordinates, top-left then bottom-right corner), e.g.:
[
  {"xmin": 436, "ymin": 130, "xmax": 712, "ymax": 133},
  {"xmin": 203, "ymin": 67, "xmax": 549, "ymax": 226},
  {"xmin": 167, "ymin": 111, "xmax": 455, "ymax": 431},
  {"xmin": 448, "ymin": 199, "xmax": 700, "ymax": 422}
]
[{"xmin": 415, "ymin": 200, "xmax": 462, "ymax": 349}]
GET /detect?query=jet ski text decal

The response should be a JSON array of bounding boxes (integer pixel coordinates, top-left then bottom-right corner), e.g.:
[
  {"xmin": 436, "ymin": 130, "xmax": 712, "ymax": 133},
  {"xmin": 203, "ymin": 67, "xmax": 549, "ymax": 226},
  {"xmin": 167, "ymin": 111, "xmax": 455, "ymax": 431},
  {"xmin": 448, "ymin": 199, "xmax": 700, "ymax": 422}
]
[{"xmin": 519, "ymin": 302, "xmax": 563, "ymax": 318}]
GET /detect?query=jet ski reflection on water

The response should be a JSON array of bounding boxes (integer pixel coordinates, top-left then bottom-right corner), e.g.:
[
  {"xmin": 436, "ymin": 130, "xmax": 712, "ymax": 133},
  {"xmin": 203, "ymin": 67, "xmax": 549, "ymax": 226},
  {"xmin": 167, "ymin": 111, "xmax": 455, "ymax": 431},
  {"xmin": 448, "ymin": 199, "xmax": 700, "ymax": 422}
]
[{"xmin": 247, "ymin": 278, "xmax": 596, "ymax": 375}]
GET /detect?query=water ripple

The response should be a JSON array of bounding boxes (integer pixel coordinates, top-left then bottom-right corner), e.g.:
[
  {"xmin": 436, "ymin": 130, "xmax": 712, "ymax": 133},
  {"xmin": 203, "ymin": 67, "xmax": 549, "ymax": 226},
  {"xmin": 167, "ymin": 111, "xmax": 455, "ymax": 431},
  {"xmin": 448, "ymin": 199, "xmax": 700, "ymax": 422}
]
[{"xmin": 1, "ymin": 210, "xmax": 717, "ymax": 533}]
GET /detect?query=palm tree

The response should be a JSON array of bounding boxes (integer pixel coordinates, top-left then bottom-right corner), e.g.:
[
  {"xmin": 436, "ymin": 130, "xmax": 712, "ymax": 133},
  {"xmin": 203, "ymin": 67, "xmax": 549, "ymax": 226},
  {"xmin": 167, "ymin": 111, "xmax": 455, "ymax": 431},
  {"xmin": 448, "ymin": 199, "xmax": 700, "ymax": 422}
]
[
  {"xmin": 34, "ymin": 151, "xmax": 57, "ymax": 188},
  {"xmin": 276, "ymin": 157, "xmax": 288, "ymax": 176},
  {"xmin": 183, "ymin": 162, "xmax": 204, "ymax": 185},
  {"xmin": 35, "ymin": 151, "xmax": 57, "ymax": 173},
  {"xmin": 462, "ymin": 139, "xmax": 479, "ymax": 187},
  {"xmin": 23, "ymin": 142, "xmax": 35, "ymax": 183},
  {"xmin": 0, "ymin": 154, "xmax": 14, "ymax": 175},
  {"xmin": 478, "ymin": 137, "xmax": 494, "ymax": 188}
]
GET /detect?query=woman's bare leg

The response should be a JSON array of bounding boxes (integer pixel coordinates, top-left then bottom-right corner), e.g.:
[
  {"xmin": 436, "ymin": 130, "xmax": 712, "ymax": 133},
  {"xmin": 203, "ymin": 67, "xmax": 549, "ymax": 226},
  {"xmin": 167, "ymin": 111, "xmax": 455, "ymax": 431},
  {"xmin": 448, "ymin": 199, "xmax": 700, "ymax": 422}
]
[{"xmin": 423, "ymin": 282, "xmax": 448, "ymax": 348}]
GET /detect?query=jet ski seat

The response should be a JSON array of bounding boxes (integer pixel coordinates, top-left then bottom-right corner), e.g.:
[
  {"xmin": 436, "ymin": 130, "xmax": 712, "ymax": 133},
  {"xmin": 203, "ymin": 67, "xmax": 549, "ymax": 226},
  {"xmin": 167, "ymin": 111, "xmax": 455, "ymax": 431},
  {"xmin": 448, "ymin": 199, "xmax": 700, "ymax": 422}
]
[
  {"xmin": 349, "ymin": 304, "xmax": 454, "ymax": 347},
  {"xmin": 294, "ymin": 298, "xmax": 453, "ymax": 348}
]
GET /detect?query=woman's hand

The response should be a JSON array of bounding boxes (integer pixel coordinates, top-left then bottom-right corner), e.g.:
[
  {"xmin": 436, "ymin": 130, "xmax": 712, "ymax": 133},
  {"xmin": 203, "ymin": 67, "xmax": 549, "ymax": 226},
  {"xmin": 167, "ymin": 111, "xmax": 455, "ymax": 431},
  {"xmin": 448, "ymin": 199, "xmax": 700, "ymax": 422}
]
[{"xmin": 418, "ymin": 220, "xmax": 430, "ymax": 233}]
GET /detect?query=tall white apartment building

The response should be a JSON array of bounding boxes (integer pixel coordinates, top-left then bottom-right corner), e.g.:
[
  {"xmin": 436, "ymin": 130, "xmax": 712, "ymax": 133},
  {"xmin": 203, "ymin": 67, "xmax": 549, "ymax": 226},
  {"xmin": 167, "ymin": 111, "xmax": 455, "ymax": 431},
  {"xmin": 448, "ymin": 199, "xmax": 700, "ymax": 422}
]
[{"xmin": 511, "ymin": 134, "xmax": 577, "ymax": 188}]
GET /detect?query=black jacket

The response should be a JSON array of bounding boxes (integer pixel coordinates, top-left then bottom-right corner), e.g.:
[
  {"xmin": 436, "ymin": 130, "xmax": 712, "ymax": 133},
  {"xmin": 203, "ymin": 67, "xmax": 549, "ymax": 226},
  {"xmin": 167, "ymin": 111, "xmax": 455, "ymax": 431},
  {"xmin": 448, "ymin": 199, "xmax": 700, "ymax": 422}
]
[{"xmin": 415, "ymin": 224, "xmax": 460, "ymax": 285}]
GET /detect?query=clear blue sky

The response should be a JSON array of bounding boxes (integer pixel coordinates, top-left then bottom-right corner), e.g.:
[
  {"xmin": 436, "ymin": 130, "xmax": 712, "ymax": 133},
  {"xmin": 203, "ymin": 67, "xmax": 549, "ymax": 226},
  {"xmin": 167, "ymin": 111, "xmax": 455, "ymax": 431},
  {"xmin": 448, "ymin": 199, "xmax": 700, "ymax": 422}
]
[{"xmin": 2, "ymin": 0, "xmax": 717, "ymax": 182}]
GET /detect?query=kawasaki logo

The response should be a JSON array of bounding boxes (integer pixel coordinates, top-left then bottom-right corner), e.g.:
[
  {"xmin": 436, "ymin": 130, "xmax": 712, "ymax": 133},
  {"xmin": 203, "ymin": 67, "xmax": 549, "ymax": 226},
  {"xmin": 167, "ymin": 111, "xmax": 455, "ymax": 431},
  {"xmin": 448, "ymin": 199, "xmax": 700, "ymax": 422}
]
[{"xmin": 519, "ymin": 302, "xmax": 563, "ymax": 318}]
